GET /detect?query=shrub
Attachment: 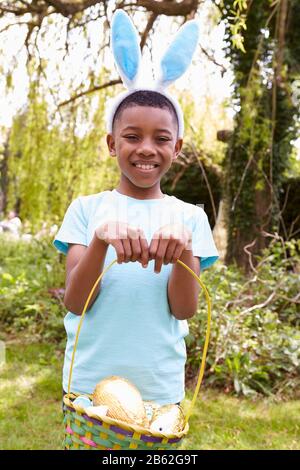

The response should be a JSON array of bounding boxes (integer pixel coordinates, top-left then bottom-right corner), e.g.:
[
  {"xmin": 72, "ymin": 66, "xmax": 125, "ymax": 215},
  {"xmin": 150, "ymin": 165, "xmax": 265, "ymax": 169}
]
[
  {"xmin": 0, "ymin": 234, "xmax": 66, "ymax": 344},
  {"xmin": 186, "ymin": 239, "xmax": 300, "ymax": 398}
]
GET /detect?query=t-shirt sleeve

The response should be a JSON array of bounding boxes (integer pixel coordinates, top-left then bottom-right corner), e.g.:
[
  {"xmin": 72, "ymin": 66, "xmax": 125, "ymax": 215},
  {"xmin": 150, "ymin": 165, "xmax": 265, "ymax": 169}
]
[
  {"xmin": 191, "ymin": 207, "xmax": 219, "ymax": 270},
  {"xmin": 52, "ymin": 197, "xmax": 87, "ymax": 255}
]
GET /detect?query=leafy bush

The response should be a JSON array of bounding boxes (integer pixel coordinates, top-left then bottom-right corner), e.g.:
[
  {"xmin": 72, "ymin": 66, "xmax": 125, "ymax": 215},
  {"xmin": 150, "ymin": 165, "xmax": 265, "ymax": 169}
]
[
  {"xmin": 0, "ymin": 234, "xmax": 66, "ymax": 344},
  {"xmin": 186, "ymin": 239, "xmax": 300, "ymax": 398}
]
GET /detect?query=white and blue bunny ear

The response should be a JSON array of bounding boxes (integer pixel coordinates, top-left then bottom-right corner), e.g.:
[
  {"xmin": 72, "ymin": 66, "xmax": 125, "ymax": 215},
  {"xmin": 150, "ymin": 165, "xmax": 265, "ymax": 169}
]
[
  {"xmin": 111, "ymin": 9, "xmax": 141, "ymax": 89},
  {"xmin": 155, "ymin": 20, "xmax": 200, "ymax": 90}
]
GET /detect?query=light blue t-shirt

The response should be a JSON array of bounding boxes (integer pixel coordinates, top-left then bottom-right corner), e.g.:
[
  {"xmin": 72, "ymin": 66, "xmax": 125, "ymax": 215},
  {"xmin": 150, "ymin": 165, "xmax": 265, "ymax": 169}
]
[{"xmin": 53, "ymin": 189, "xmax": 219, "ymax": 405}]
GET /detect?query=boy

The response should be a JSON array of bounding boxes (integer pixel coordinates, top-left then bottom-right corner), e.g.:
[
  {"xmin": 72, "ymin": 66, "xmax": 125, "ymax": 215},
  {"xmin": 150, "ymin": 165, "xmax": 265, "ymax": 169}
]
[{"xmin": 53, "ymin": 90, "xmax": 219, "ymax": 406}]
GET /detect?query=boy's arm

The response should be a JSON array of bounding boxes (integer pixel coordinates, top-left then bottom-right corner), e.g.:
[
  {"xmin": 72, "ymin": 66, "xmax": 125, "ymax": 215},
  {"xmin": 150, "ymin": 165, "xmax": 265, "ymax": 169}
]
[
  {"xmin": 64, "ymin": 234, "xmax": 109, "ymax": 315},
  {"xmin": 167, "ymin": 249, "xmax": 201, "ymax": 320}
]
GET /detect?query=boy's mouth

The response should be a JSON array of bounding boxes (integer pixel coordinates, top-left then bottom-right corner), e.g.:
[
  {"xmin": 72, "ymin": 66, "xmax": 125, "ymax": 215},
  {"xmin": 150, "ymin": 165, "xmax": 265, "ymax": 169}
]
[{"xmin": 132, "ymin": 162, "xmax": 159, "ymax": 172}]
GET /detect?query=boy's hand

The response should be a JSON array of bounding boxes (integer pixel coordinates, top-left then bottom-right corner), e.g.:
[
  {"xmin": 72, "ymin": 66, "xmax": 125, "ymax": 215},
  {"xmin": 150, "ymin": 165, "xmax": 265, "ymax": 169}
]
[
  {"xmin": 149, "ymin": 224, "xmax": 192, "ymax": 273},
  {"xmin": 95, "ymin": 221, "xmax": 149, "ymax": 267}
]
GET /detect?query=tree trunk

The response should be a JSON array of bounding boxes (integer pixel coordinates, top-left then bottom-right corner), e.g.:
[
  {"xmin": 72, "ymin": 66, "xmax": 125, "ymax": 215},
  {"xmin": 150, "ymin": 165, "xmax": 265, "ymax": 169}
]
[{"xmin": 223, "ymin": 0, "xmax": 298, "ymax": 271}]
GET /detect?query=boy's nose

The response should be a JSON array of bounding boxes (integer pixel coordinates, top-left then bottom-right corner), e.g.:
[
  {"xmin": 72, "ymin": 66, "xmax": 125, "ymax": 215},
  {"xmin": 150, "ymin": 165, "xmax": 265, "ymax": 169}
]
[{"xmin": 136, "ymin": 140, "xmax": 156, "ymax": 156}]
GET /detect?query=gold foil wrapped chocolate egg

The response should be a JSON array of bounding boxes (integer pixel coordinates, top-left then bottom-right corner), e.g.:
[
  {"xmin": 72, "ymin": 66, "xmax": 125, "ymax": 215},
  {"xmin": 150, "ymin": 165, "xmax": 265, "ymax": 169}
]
[
  {"xmin": 149, "ymin": 404, "xmax": 185, "ymax": 434},
  {"xmin": 93, "ymin": 376, "xmax": 148, "ymax": 427}
]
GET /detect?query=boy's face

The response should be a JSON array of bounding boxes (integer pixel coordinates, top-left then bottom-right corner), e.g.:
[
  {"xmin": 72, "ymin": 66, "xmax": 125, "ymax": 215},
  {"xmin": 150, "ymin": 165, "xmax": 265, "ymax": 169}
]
[{"xmin": 106, "ymin": 106, "xmax": 183, "ymax": 195}]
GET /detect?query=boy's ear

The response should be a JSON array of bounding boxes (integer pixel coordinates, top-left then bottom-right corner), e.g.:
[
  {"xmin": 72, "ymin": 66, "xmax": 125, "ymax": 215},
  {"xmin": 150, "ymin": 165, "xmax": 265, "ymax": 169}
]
[
  {"xmin": 173, "ymin": 138, "xmax": 183, "ymax": 160},
  {"xmin": 106, "ymin": 134, "xmax": 116, "ymax": 156}
]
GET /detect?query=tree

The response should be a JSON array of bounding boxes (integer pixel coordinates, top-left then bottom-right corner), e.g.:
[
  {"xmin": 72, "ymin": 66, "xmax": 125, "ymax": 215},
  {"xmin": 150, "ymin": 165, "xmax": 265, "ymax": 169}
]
[
  {"xmin": 221, "ymin": 0, "xmax": 300, "ymax": 269},
  {"xmin": 6, "ymin": 74, "xmax": 119, "ymax": 230},
  {"xmin": 1, "ymin": 1, "xmax": 231, "ymax": 223},
  {"xmin": 0, "ymin": 1, "xmax": 246, "ymax": 107}
]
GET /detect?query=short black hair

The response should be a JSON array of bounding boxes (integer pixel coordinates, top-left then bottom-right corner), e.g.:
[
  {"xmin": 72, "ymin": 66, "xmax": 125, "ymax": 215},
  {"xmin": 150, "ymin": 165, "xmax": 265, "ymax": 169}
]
[{"xmin": 112, "ymin": 90, "xmax": 178, "ymax": 134}]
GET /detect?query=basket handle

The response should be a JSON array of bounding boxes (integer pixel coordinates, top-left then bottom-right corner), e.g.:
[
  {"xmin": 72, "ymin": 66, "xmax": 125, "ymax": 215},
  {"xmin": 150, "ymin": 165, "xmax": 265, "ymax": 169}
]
[{"xmin": 67, "ymin": 258, "xmax": 212, "ymax": 426}]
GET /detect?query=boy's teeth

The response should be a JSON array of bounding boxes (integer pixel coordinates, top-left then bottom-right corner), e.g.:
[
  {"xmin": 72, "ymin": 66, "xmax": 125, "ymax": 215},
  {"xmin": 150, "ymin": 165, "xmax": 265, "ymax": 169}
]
[{"xmin": 135, "ymin": 164, "xmax": 156, "ymax": 169}]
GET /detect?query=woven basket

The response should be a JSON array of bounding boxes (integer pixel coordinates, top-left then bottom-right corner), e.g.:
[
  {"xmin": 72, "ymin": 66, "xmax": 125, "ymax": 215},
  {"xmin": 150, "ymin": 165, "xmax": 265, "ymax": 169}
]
[{"xmin": 63, "ymin": 258, "xmax": 212, "ymax": 450}]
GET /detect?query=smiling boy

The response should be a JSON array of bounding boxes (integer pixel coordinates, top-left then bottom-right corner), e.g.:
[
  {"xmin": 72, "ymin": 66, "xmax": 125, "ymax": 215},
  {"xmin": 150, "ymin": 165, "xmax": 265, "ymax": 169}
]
[
  {"xmin": 53, "ymin": 90, "xmax": 219, "ymax": 406},
  {"xmin": 107, "ymin": 93, "xmax": 182, "ymax": 201}
]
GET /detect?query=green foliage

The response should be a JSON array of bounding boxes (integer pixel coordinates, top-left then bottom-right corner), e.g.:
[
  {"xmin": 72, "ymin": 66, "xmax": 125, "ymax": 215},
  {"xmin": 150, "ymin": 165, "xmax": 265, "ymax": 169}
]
[
  {"xmin": 187, "ymin": 238, "xmax": 300, "ymax": 398},
  {"xmin": 6, "ymin": 71, "xmax": 120, "ymax": 232},
  {"xmin": 7, "ymin": 83, "xmax": 51, "ymax": 230},
  {"xmin": 221, "ymin": 0, "xmax": 300, "ymax": 266},
  {"xmin": 0, "ymin": 235, "xmax": 66, "ymax": 344},
  {"xmin": 280, "ymin": 177, "xmax": 300, "ymax": 240},
  {"xmin": 222, "ymin": 0, "xmax": 248, "ymax": 53}
]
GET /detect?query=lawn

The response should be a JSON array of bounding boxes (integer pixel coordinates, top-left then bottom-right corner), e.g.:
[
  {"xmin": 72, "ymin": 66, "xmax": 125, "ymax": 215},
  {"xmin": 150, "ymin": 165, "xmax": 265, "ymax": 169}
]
[{"xmin": 0, "ymin": 340, "xmax": 299, "ymax": 450}]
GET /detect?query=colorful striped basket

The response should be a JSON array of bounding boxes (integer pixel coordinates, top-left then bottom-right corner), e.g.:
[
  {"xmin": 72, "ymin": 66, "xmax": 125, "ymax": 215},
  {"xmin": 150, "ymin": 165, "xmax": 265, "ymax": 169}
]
[{"xmin": 63, "ymin": 258, "xmax": 212, "ymax": 450}]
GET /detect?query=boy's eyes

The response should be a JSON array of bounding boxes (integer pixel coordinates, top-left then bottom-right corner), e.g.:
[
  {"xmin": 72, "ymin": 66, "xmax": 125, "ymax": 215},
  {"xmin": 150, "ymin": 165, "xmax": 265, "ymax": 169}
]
[
  {"xmin": 124, "ymin": 135, "xmax": 138, "ymax": 140},
  {"xmin": 124, "ymin": 135, "xmax": 171, "ymax": 142}
]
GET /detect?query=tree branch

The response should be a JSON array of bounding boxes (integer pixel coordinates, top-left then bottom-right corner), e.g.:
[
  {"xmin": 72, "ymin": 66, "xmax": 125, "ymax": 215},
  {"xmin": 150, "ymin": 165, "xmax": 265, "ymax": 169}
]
[
  {"xmin": 121, "ymin": 0, "xmax": 200, "ymax": 17},
  {"xmin": 0, "ymin": 21, "xmax": 33, "ymax": 34},
  {"xmin": 46, "ymin": 1, "xmax": 101, "ymax": 16},
  {"xmin": 200, "ymin": 45, "xmax": 227, "ymax": 76},
  {"xmin": 239, "ymin": 287, "xmax": 280, "ymax": 315},
  {"xmin": 0, "ymin": 1, "xmax": 202, "ymax": 18},
  {"xmin": 140, "ymin": 11, "xmax": 158, "ymax": 50},
  {"xmin": 58, "ymin": 78, "xmax": 121, "ymax": 107}
]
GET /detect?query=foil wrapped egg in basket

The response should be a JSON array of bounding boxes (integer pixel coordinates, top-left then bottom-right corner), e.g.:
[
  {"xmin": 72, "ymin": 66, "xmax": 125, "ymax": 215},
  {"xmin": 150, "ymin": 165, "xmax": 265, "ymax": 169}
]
[
  {"xmin": 63, "ymin": 376, "xmax": 188, "ymax": 450},
  {"xmin": 63, "ymin": 256, "xmax": 212, "ymax": 450}
]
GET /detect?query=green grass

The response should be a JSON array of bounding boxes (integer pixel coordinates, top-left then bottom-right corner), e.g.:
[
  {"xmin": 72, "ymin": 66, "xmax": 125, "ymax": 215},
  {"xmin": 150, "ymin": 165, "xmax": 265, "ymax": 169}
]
[
  {"xmin": 0, "ymin": 340, "xmax": 64, "ymax": 450},
  {"xmin": 181, "ymin": 392, "xmax": 300, "ymax": 450},
  {"xmin": 0, "ymin": 340, "xmax": 299, "ymax": 450}
]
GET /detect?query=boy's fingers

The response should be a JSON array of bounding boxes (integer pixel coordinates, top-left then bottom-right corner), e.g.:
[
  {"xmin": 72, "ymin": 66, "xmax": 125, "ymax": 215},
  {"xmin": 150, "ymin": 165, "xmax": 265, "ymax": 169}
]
[
  {"xmin": 139, "ymin": 234, "xmax": 149, "ymax": 267},
  {"xmin": 114, "ymin": 240, "xmax": 125, "ymax": 264},
  {"xmin": 126, "ymin": 226, "xmax": 141, "ymax": 262},
  {"xmin": 171, "ymin": 243, "xmax": 183, "ymax": 264},
  {"xmin": 130, "ymin": 235, "xmax": 142, "ymax": 262},
  {"xmin": 164, "ymin": 239, "xmax": 178, "ymax": 264},
  {"xmin": 122, "ymin": 238, "xmax": 132, "ymax": 263},
  {"xmin": 154, "ymin": 239, "xmax": 168, "ymax": 273},
  {"xmin": 149, "ymin": 234, "xmax": 160, "ymax": 261}
]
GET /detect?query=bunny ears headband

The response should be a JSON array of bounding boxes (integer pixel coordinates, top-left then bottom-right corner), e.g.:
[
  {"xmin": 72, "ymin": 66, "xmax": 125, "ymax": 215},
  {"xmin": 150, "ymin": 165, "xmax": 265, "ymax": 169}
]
[{"xmin": 105, "ymin": 10, "xmax": 200, "ymax": 139}]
